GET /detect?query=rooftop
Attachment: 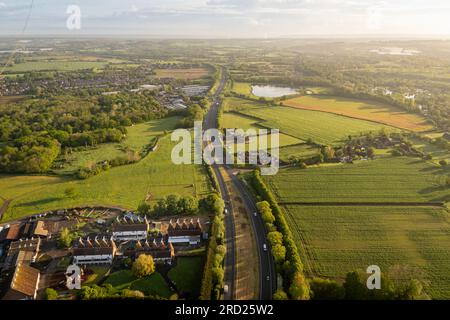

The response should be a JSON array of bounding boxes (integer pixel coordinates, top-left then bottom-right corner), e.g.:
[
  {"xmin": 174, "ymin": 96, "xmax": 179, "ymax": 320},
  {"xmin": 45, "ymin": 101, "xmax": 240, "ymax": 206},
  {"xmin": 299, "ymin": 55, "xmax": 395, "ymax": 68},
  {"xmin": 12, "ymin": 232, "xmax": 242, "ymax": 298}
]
[{"xmin": 2, "ymin": 263, "xmax": 40, "ymax": 300}]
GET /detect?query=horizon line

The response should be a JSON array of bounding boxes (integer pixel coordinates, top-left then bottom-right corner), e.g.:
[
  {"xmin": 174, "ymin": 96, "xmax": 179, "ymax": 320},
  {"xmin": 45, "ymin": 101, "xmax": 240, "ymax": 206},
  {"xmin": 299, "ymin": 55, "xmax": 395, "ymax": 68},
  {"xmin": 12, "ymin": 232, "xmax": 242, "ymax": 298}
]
[{"xmin": 1, "ymin": 34, "xmax": 450, "ymax": 40}]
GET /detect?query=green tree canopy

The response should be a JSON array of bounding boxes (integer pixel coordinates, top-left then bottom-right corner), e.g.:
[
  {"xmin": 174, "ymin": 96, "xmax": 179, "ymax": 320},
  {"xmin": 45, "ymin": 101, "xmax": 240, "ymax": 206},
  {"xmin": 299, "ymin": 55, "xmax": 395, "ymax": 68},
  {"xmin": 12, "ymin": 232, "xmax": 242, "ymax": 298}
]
[{"xmin": 132, "ymin": 254, "xmax": 155, "ymax": 278}]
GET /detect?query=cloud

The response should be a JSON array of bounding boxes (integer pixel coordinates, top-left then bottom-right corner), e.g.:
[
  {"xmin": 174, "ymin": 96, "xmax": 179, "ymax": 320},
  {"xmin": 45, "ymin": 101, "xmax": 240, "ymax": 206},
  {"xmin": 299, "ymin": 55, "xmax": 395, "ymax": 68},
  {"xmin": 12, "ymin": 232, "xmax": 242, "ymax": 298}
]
[
  {"xmin": 1, "ymin": 0, "xmax": 450, "ymax": 36},
  {"xmin": 130, "ymin": 4, "xmax": 139, "ymax": 13}
]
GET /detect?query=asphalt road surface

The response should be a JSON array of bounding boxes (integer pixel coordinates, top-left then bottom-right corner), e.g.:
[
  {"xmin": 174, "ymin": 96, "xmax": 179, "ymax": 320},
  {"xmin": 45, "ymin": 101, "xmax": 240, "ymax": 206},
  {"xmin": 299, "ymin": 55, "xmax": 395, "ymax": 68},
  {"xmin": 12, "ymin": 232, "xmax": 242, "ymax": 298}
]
[{"xmin": 204, "ymin": 68, "xmax": 275, "ymax": 300}]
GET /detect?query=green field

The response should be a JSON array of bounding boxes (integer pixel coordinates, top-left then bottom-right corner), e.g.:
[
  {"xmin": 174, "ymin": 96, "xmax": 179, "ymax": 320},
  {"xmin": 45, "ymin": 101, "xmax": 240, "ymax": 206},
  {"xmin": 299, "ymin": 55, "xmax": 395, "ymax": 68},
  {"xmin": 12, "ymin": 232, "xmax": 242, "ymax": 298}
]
[
  {"xmin": 54, "ymin": 117, "xmax": 180, "ymax": 174},
  {"xmin": 223, "ymin": 97, "xmax": 264, "ymax": 113},
  {"xmin": 265, "ymin": 157, "xmax": 450, "ymax": 203},
  {"xmin": 410, "ymin": 137, "xmax": 450, "ymax": 166},
  {"xmin": 3, "ymin": 61, "xmax": 108, "ymax": 73},
  {"xmin": 231, "ymin": 82, "xmax": 255, "ymax": 97},
  {"xmin": 239, "ymin": 105, "xmax": 394, "ymax": 146},
  {"xmin": 279, "ymin": 144, "xmax": 321, "ymax": 162},
  {"xmin": 168, "ymin": 256, "xmax": 205, "ymax": 299},
  {"xmin": 283, "ymin": 205, "xmax": 450, "ymax": 299},
  {"xmin": 222, "ymin": 112, "xmax": 261, "ymax": 130},
  {"xmin": 0, "ymin": 135, "xmax": 212, "ymax": 221},
  {"xmin": 282, "ymin": 95, "xmax": 432, "ymax": 132},
  {"xmin": 104, "ymin": 270, "xmax": 173, "ymax": 298},
  {"xmin": 84, "ymin": 267, "xmax": 110, "ymax": 285}
]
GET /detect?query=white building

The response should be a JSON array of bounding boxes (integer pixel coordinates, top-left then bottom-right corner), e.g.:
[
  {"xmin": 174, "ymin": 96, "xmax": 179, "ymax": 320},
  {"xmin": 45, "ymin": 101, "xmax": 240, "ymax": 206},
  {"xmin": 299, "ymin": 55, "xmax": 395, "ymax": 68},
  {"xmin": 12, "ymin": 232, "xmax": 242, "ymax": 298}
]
[
  {"xmin": 112, "ymin": 216, "xmax": 149, "ymax": 241},
  {"xmin": 167, "ymin": 218, "xmax": 203, "ymax": 246},
  {"xmin": 72, "ymin": 236, "xmax": 116, "ymax": 266}
]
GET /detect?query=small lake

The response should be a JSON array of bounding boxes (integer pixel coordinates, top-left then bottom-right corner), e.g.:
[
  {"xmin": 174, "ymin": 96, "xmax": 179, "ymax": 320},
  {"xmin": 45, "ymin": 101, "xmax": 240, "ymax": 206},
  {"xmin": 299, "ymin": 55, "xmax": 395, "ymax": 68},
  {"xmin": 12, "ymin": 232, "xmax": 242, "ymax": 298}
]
[{"xmin": 252, "ymin": 85, "xmax": 298, "ymax": 98}]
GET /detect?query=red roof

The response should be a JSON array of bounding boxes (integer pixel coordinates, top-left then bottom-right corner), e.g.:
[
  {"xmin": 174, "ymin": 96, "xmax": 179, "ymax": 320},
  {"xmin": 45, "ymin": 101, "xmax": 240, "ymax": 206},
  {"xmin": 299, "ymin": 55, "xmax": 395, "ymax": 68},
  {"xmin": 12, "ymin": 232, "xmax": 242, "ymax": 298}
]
[{"xmin": 6, "ymin": 224, "xmax": 21, "ymax": 240}]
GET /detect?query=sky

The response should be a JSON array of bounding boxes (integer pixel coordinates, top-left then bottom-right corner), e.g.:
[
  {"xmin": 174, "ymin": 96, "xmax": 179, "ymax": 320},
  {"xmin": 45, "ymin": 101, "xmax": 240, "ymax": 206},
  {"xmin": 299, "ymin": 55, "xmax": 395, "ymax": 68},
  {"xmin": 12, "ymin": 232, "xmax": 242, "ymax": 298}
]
[{"xmin": 1, "ymin": 0, "xmax": 450, "ymax": 37}]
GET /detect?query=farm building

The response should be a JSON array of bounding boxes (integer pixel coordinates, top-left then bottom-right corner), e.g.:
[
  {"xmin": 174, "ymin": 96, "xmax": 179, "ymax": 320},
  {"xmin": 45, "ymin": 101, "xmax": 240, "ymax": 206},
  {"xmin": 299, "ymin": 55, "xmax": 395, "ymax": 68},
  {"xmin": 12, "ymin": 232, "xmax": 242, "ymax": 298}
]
[
  {"xmin": 112, "ymin": 216, "xmax": 150, "ymax": 241},
  {"xmin": 21, "ymin": 221, "xmax": 49, "ymax": 238},
  {"xmin": 1, "ymin": 224, "xmax": 22, "ymax": 242},
  {"xmin": 72, "ymin": 236, "xmax": 117, "ymax": 266},
  {"xmin": 1, "ymin": 262, "xmax": 40, "ymax": 300},
  {"xmin": 125, "ymin": 235, "xmax": 174, "ymax": 264},
  {"xmin": 167, "ymin": 218, "xmax": 204, "ymax": 246},
  {"xmin": 2, "ymin": 238, "xmax": 41, "ymax": 271}
]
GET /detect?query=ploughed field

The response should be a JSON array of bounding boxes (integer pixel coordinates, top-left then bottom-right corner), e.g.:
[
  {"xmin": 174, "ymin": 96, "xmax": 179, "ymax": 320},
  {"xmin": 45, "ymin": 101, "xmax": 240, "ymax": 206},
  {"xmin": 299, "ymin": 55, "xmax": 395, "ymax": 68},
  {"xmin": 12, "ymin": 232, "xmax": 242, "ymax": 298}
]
[{"xmin": 282, "ymin": 95, "xmax": 432, "ymax": 132}]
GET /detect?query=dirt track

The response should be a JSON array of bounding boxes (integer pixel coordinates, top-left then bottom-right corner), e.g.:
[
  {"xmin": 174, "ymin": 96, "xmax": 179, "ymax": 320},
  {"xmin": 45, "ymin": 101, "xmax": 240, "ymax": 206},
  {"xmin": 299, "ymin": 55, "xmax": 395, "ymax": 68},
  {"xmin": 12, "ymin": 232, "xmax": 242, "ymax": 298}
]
[{"xmin": 0, "ymin": 198, "xmax": 12, "ymax": 221}]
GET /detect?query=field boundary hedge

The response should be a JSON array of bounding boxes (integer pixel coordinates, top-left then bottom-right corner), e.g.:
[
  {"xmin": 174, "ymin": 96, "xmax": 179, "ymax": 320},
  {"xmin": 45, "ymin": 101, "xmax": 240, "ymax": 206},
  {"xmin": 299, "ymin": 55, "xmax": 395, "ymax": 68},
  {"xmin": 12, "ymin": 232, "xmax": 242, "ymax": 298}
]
[
  {"xmin": 200, "ymin": 228, "xmax": 217, "ymax": 299},
  {"xmin": 204, "ymin": 164, "xmax": 220, "ymax": 192},
  {"xmin": 200, "ymin": 167, "xmax": 225, "ymax": 300}
]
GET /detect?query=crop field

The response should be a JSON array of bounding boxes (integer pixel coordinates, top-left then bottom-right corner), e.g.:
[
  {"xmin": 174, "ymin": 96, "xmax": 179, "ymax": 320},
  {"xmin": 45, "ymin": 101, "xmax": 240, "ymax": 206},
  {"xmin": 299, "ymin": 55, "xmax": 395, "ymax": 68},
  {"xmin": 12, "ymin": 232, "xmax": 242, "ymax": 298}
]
[
  {"xmin": 3, "ymin": 61, "xmax": 108, "ymax": 73},
  {"xmin": 239, "ymin": 105, "xmax": 393, "ymax": 146},
  {"xmin": 223, "ymin": 97, "xmax": 265, "ymax": 112},
  {"xmin": 154, "ymin": 68, "xmax": 211, "ymax": 80},
  {"xmin": 282, "ymin": 205, "xmax": 450, "ymax": 299},
  {"xmin": 279, "ymin": 143, "xmax": 321, "ymax": 162},
  {"xmin": 0, "ymin": 135, "xmax": 212, "ymax": 221},
  {"xmin": 222, "ymin": 112, "xmax": 261, "ymax": 131},
  {"xmin": 265, "ymin": 157, "xmax": 450, "ymax": 204},
  {"xmin": 54, "ymin": 117, "xmax": 180, "ymax": 174},
  {"xmin": 282, "ymin": 95, "xmax": 432, "ymax": 132}
]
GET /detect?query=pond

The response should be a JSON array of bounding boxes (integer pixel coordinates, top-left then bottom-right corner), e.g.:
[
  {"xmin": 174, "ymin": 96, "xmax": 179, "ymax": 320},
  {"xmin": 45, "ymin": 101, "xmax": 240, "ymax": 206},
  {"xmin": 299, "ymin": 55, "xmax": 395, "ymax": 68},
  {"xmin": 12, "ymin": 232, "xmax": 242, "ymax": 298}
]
[{"xmin": 252, "ymin": 85, "xmax": 298, "ymax": 98}]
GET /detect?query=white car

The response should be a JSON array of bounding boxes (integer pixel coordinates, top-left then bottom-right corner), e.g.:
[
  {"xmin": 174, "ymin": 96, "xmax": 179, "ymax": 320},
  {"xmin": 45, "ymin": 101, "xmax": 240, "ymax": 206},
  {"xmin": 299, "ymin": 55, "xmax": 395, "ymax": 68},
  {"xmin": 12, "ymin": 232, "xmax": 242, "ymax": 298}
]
[
  {"xmin": 223, "ymin": 284, "xmax": 229, "ymax": 294},
  {"xmin": 253, "ymin": 212, "xmax": 257, "ymax": 217},
  {"xmin": 263, "ymin": 244, "xmax": 267, "ymax": 251}
]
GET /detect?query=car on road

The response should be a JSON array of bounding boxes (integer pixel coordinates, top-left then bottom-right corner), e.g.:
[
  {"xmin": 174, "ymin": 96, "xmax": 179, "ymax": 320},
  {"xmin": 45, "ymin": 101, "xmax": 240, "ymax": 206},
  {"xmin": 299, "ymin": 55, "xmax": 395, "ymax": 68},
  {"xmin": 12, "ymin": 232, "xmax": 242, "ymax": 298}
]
[
  {"xmin": 223, "ymin": 284, "xmax": 229, "ymax": 294},
  {"xmin": 263, "ymin": 243, "xmax": 267, "ymax": 251},
  {"xmin": 253, "ymin": 212, "xmax": 257, "ymax": 217},
  {"xmin": 266, "ymin": 276, "xmax": 270, "ymax": 281}
]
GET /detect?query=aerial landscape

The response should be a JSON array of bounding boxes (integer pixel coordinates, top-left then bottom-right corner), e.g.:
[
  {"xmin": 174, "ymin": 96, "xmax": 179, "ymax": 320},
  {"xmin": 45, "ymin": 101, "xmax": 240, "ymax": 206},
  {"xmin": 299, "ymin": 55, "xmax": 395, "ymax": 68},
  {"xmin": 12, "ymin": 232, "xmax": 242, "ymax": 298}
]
[{"xmin": 0, "ymin": 0, "xmax": 449, "ymax": 308}]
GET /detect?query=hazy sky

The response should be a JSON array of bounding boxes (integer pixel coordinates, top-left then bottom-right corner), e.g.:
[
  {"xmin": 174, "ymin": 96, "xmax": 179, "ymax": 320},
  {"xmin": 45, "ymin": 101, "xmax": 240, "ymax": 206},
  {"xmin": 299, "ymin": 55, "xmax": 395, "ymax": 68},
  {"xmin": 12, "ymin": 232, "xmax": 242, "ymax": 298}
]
[{"xmin": 1, "ymin": 0, "xmax": 450, "ymax": 37}]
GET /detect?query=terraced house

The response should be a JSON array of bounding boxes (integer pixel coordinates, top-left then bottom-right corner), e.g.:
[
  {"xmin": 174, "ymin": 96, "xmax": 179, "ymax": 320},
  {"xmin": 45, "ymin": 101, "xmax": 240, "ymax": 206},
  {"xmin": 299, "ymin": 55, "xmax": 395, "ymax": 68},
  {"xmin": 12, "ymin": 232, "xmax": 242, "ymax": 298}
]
[
  {"xmin": 72, "ymin": 237, "xmax": 117, "ymax": 266},
  {"xmin": 167, "ymin": 218, "xmax": 204, "ymax": 246},
  {"xmin": 124, "ymin": 235, "xmax": 175, "ymax": 264},
  {"xmin": 112, "ymin": 216, "xmax": 150, "ymax": 241}
]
